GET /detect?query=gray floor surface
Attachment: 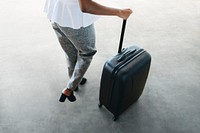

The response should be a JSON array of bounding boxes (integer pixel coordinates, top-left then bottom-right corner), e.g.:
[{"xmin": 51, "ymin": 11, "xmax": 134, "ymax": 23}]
[{"xmin": 1, "ymin": 0, "xmax": 200, "ymax": 133}]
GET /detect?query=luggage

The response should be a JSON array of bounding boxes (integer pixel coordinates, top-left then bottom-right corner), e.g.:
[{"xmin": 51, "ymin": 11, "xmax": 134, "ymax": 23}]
[{"xmin": 98, "ymin": 20, "xmax": 151, "ymax": 121}]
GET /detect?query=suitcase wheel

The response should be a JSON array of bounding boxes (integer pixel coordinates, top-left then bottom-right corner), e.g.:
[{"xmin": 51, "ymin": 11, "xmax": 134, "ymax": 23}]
[
  {"xmin": 98, "ymin": 103, "xmax": 102, "ymax": 108},
  {"xmin": 113, "ymin": 116, "xmax": 118, "ymax": 121}
]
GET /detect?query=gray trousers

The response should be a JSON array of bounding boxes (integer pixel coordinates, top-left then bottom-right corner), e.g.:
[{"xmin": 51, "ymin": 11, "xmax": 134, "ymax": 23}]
[{"xmin": 52, "ymin": 23, "xmax": 97, "ymax": 91}]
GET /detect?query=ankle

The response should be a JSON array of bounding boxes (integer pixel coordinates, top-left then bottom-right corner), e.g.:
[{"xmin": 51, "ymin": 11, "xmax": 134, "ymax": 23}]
[{"xmin": 63, "ymin": 88, "xmax": 72, "ymax": 96}]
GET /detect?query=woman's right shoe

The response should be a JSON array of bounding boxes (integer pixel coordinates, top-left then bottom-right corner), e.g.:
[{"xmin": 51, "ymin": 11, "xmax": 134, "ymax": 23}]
[{"xmin": 59, "ymin": 91, "xmax": 76, "ymax": 102}]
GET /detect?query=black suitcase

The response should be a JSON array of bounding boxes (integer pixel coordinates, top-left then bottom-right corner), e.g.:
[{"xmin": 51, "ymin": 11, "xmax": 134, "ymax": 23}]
[{"xmin": 98, "ymin": 20, "xmax": 151, "ymax": 121}]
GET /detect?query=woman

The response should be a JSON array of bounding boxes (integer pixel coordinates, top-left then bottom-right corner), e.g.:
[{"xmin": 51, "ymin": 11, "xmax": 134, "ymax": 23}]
[{"xmin": 44, "ymin": 0, "xmax": 132, "ymax": 102}]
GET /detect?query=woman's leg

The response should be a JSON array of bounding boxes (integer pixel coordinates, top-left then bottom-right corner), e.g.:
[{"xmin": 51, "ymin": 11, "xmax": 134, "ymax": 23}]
[
  {"xmin": 58, "ymin": 24, "xmax": 97, "ymax": 91},
  {"xmin": 52, "ymin": 23, "xmax": 77, "ymax": 78}
]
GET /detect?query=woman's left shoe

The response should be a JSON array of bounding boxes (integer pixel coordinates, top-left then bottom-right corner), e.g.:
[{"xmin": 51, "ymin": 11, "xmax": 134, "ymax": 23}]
[{"xmin": 59, "ymin": 90, "xmax": 76, "ymax": 102}]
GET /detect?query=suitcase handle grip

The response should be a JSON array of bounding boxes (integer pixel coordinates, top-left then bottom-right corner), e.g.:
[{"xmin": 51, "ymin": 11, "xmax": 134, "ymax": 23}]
[{"xmin": 118, "ymin": 20, "xmax": 127, "ymax": 53}]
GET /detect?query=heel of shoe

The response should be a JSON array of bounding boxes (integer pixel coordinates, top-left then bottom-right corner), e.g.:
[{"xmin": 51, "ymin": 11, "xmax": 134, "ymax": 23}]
[
  {"xmin": 74, "ymin": 87, "xmax": 79, "ymax": 91},
  {"xmin": 80, "ymin": 78, "xmax": 87, "ymax": 85},
  {"xmin": 59, "ymin": 93, "xmax": 67, "ymax": 102}
]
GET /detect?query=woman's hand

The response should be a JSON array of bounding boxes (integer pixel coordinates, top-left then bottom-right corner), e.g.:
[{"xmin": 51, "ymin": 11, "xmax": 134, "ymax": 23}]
[
  {"xmin": 118, "ymin": 8, "xmax": 133, "ymax": 20},
  {"xmin": 79, "ymin": 0, "xmax": 133, "ymax": 20}
]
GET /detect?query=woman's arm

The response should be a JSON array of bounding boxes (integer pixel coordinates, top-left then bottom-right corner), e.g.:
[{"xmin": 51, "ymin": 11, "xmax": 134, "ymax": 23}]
[{"xmin": 78, "ymin": 0, "xmax": 132, "ymax": 20}]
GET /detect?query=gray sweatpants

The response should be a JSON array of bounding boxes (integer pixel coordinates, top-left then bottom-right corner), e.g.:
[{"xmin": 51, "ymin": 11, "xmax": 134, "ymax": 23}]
[{"xmin": 52, "ymin": 23, "xmax": 97, "ymax": 91}]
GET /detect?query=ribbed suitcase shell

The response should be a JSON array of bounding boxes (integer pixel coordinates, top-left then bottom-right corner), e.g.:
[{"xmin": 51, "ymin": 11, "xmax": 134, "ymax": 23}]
[{"xmin": 99, "ymin": 45, "xmax": 151, "ymax": 120}]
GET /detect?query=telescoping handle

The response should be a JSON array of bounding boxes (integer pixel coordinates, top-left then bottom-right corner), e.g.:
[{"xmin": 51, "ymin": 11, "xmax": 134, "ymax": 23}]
[{"xmin": 118, "ymin": 20, "xmax": 127, "ymax": 53}]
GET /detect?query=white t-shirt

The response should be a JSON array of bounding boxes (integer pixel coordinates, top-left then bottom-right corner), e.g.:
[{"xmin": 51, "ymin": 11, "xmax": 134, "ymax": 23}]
[{"xmin": 44, "ymin": 0, "xmax": 99, "ymax": 29}]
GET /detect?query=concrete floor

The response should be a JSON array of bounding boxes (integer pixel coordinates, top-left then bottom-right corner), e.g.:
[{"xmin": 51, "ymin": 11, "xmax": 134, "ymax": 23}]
[{"xmin": 0, "ymin": 0, "xmax": 200, "ymax": 133}]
